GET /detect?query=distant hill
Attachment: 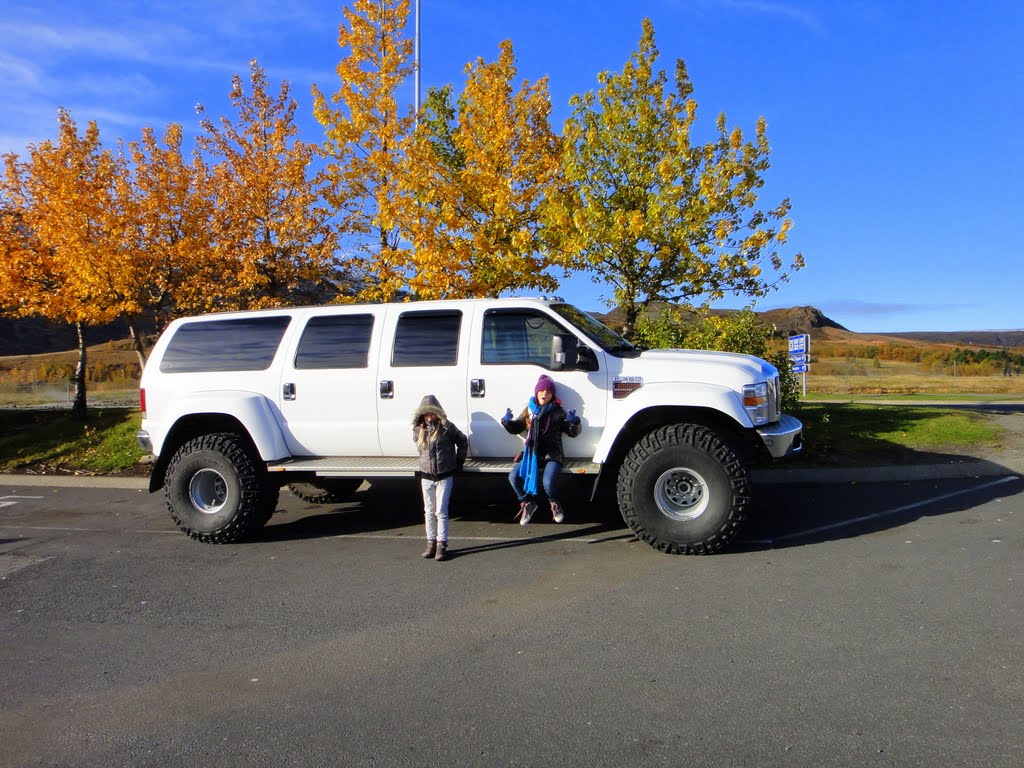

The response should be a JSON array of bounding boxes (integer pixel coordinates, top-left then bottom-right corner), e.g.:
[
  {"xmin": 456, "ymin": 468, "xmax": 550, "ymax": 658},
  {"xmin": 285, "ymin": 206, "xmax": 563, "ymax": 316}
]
[
  {"xmin": 592, "ymin": 303, "xmax": 1024, "ymax": 349},
  {"xmin": 0, "ymin": 316, "xmax": 155, "ymax": 357},
  {"xmin": 593, "ymin": 302, "xmax": 849, "ymax": 340},
  {"xmin": 2, "ymin": 304, "xmax": 1022, "ymax": 357},
  {"xmin": 873, "ymin": 329, "xmax": 1024, "ymax": 347}
]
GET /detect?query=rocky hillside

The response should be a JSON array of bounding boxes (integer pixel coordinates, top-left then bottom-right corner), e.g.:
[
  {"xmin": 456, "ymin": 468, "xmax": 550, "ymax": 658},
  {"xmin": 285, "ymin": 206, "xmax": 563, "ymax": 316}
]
[
  {"xmin": 0, "ymin": 316, "xmax": 154, "ymax": 357},
  {"xmin": 593, "ymin": 302, "xmax": 849, "ymax": 340},
  {"xmin": 593, "ymin": 303, "xmax": 1023, "ymax": 349},
  {"xmin": 2, "ymin": 304, "xmax": 1022, "ymax": 357}
]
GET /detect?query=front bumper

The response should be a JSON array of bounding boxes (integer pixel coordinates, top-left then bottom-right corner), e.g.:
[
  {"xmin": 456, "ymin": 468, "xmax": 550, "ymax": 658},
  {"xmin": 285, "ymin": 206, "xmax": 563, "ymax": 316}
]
[{"xmin": 756, "ymin": 414, "xmax": 803, "ymax": 459}]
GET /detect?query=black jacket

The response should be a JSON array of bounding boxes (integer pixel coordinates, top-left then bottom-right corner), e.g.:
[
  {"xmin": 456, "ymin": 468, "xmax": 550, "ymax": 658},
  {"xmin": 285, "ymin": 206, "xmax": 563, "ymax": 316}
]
[{"xmin": 502, "ymin": 401, "xmax": 581, "ymax": 465}]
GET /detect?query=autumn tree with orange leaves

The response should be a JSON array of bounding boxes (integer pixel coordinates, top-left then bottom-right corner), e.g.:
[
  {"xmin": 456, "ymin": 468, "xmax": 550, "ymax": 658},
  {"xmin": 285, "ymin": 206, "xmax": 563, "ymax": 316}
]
[
  {"xmin": 198, "ymin": 60, "xmax": 340, "ymax": 310},
  {"xmin": 0, "ymin": 110, "xmax": 127, "ymax": 419},
  {"xmin": 117, "ymin": 123, "xmax": 217, "ymax": 366},
  {"xmin": 313, "ymin": 0, "xmax": 414, "ymax": 302},
  {"xmin": 401, "ymin": 40, "xmax": 569, "ymax": 299}
]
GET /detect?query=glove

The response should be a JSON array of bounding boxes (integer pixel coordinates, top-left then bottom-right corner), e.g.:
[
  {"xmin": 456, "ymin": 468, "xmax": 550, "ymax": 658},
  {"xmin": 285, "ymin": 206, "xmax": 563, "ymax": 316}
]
[
  {"xmin": 567, "ymin": 408, "xmax": 579, "ymax": 424},
  {"xmin": 502, "ymin": 407, "xmax": 514, "ymax": 424}
]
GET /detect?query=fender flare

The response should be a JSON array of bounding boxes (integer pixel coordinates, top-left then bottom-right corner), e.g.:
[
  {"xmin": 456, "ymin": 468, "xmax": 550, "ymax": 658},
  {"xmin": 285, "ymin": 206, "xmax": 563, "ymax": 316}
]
[{"xmin": 592, "ymin": 382, "xmax": 751, "ymax": 464}]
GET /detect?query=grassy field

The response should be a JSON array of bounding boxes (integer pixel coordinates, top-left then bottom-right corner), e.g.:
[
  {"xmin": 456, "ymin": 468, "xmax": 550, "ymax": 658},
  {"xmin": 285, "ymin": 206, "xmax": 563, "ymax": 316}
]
[
  {"xmin": 0, "ymin": 338, "xmax": 1018, "ymax": 474},
  {"xmin": 0, "ymin": 403, "xmax": 1008, "ymax": 475},
  {"xmin": 0, "ymin": 408, "xmax": 143, "ymax": 474},
  {"xmin": 803, "ymin": 356, "xmax": 1024, "ymax": 396}
]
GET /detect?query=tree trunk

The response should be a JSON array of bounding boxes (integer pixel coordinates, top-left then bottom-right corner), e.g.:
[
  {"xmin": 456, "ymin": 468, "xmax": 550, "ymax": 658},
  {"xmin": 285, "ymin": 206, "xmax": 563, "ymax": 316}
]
[
  {"xmin": 71, "ymin": 321, "xmax": 88, "ymax": 422},
  {"xmin": 127, "ymin": 317, "xmax": 148, "ymax": 370},
  {"xmin": 620, "ymin": 302, "xmax": 641, "ymax": 341}
]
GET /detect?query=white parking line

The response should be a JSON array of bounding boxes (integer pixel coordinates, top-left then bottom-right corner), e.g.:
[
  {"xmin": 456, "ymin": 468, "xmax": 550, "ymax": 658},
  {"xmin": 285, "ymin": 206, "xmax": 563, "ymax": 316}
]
[
  {"xmin": 0, "ymin": 494, "xmax": 45, "ymax": 509},
  {"xmin": 745, "ymin": 475, "xmax": 1022, "ymax": 546}
]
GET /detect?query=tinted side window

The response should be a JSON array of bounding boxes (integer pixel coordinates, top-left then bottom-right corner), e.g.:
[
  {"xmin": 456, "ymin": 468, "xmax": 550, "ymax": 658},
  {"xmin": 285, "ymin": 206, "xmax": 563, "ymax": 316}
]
[
  {"xmin": 392, "ymin": 311, "xmax": 461, "ymax": 367},
  {"xmin": 160, "ymin": 316, "xmax": 291, "ymax": 373},
  {"xmin": 482, "ymin": 310, "xmax": 565, "ymax": 367},
  {"xmin": 294, "ymin": 314, "xmax": 374, "ymax": 369}
]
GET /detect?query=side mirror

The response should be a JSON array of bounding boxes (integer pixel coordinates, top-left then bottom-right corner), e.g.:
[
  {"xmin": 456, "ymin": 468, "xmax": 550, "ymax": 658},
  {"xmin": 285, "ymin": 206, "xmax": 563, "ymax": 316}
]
[
  {"xmin": 550, "ymin": 334, "xmax": 577, "ymax": 372},
  {"xmin": 551, "ymin": 335, "xmax": 598, "ymax": 372}
]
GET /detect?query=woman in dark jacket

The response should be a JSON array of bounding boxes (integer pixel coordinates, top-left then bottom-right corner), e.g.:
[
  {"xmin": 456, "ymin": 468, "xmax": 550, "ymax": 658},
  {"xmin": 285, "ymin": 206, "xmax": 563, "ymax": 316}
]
[
  {"xmin": 412, "ymin": 394, "xmax": 467, "ymax": 561},
  {"xmin": 502, "ymin": 374, "xmax": 581, "ymax": 525}
]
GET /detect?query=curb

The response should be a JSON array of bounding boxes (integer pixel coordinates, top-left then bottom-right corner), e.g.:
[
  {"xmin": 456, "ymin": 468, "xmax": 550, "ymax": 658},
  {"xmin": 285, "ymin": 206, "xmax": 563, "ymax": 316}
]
[
  {"xmin": 0, "ymin": 474, "xmax": 150, "ymax": 490},
  {"xmin": 2, "ymin": 460, "xmax": 1021, "ymax": 491}
]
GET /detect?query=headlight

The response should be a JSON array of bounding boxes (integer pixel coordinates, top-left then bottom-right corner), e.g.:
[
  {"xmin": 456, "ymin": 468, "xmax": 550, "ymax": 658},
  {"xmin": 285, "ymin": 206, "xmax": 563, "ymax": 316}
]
[{"xmin": 743, "ymin": 382, "xmax": 770, "ymax": 425}]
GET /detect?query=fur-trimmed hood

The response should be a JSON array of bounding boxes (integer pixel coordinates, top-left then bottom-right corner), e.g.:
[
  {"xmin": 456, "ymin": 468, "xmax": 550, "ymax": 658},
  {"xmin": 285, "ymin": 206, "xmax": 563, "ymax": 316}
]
[{"xmin": 412, "ymin": 394, "xmax": 448, "ymax": 425}]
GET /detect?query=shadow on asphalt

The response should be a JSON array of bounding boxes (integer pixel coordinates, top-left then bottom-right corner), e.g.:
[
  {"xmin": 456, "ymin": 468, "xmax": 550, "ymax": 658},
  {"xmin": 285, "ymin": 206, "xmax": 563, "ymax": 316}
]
[
  {"xmin": 252, "ymin": 471, "xmax": 1023, "ymax": 555},
  {"xmin": 253, "ymin": 474, "xmax": 624, "ymax": 546},
  {"xmin": 739, "ymin": 474, "xmax": 1023, "ymax": 550}
]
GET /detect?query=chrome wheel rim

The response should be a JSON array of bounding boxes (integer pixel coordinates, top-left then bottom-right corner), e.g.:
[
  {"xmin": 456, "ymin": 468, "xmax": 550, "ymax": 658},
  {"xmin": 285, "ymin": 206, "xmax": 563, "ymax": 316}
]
[
  {"xmin": 654, "ymin": 467, "xmax": 710, "ymax": 521},
  {"xmin": 188, "ymin": 468, "xmax": 229, "ymax": 514}
]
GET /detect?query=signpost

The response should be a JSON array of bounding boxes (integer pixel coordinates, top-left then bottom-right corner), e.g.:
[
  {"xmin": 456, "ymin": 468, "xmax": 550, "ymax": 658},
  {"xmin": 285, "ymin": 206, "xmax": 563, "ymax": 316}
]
[{"xmin": 788, "ymin": 334, "xmax": 810, "ymax": 397}]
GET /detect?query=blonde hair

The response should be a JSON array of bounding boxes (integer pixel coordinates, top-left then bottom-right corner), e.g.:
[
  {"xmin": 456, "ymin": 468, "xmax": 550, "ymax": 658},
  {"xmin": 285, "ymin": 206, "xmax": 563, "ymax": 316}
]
[{"xmin": 415, "ymin": 415, "xmax": 441, "ymax": 451}]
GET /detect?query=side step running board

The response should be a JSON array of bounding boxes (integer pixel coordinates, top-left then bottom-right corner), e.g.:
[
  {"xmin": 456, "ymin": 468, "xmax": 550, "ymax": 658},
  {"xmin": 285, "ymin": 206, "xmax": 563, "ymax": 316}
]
[{"xmin": 267, "ymin": 456, "xmax": 601, "ymax": 477}]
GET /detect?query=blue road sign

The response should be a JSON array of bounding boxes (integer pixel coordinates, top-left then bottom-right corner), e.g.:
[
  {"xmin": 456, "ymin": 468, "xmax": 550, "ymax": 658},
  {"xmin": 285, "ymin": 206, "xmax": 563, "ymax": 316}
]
[
  {"xmin": 792, "ymin": 363, "xmax": 809, "ymax": 373},
  {"xmin": 788, "ymin": 334, "xmax": 810, "ymax": 354},
  {"xmin": 790, "ymin": 354, "xmax": 809, "ymax": 364}
]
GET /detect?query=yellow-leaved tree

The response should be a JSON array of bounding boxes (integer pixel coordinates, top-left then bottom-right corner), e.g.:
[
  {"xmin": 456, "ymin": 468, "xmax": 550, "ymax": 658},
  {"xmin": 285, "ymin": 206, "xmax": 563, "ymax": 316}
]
[
  {"xmin": 198, "ymin": 60, "xmax": 340, "ymax": 310},
  {"xmin": 119, "ymin": 123, "xmax": 217, "ymax": 366},
  {"xmin": 0, "ymin": 110, "xmax": 127, "ymax": 419},
  {"xmin": 313, "ymin": 0, "xmax": 414, "ymax": 302},
  {"xmin": 401, "ymin": 40, "xmax": 569, "ymax": 298},
  {"xmin": 558, "ymin": 18, "xmax": 804, "ymax": 337}
]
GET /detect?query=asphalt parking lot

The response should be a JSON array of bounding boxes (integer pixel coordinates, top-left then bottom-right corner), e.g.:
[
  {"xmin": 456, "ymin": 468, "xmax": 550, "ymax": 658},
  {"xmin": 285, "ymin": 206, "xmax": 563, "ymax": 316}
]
[{"xmin": 1, "ymin": 471, "xmax": 1022, "ymax": 768}]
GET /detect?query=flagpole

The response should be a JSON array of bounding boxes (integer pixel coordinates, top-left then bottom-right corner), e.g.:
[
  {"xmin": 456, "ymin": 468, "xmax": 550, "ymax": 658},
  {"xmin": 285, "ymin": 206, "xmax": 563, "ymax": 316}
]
[{"xmin": 414, "ymin": 0, "xmax": 421, "ymax": 124}]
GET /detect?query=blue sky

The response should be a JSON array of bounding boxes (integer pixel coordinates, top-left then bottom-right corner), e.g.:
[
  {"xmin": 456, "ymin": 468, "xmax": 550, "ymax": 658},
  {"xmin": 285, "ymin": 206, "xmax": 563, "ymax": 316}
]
[{"xmin": 2, "ymin": 0, "xmax": 1021, "ymax": 333}]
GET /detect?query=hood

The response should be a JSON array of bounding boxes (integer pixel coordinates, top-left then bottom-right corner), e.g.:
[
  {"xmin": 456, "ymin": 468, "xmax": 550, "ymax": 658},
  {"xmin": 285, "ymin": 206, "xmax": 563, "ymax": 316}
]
[
  {"xmin": 621, "ymin": 348, "xmax": 777, "ymax": 388},
  {"xmin": 412, "ymin": 394, "xmax": 448, "ymax": 425}
]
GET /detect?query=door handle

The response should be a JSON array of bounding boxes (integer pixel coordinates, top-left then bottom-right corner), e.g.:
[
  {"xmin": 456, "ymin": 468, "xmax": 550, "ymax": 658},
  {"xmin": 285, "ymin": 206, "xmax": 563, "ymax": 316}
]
[
  {"xmin": 379, "ymin": 380, "xmax": 394, "ymax": 399},
  {"xmin": 283, "ymin": 382, "xmax": 296, "ymax": 401},
  {"xmin": 470, "ymin": 378, "xmax": 486, "ymax": 398}
]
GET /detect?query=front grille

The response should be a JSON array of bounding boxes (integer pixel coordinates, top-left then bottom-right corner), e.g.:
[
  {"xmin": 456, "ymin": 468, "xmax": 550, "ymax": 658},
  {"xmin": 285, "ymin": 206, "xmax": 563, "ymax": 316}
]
[{"xmin": 767, "ymin": 375, "xmax": 781, "ymax": 422}]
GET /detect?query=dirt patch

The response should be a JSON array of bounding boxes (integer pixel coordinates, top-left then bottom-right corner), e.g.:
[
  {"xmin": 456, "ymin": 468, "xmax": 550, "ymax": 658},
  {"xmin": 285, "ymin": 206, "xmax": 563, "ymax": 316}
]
[{"xmin": 975, "ymin": 411, "xmax": 1024, "ymax": 470}]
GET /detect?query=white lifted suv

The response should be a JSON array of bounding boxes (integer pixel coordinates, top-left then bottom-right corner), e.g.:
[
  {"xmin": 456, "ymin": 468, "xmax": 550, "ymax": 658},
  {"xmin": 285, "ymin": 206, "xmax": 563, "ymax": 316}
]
[{"xmin": 137, "ymin": 296, "xmax": 802, "ymax": 554}]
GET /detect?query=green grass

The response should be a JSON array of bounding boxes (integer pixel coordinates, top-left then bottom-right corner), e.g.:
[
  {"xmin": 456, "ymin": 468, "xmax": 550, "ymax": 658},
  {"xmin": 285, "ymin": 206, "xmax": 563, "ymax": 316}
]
[
  {"xmin": 793, "ymin": 403, "xmax": 1003, "ymax": 465},
  {"xmin": 0, "ymin": 408, "xmax": 144, "ymax": 474},
  {"xmin": 0, "ymin": 404, "xmax": 1007, "ymax": 475},
  {"xmin": 801, "ymin": 392, "xmax": 1020, "ymax": 403}
]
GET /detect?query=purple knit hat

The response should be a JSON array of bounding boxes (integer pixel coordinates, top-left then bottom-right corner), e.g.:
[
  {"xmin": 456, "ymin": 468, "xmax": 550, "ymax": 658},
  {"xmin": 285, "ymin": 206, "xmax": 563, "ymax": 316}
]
[{"xmin": 534, "ymin": 374, "xmax": 556, "ymax": 396}]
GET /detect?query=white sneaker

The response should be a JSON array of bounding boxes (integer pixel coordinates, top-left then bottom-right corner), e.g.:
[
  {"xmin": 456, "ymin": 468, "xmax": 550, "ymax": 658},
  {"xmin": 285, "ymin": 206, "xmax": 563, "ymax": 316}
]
[
  {"xmin": 551, "ymin": 501, "xmax": 564, "ymax": 523},
  {"xmin": 519, "ymin": 500, "xmax": 537, "ymax": 526}
]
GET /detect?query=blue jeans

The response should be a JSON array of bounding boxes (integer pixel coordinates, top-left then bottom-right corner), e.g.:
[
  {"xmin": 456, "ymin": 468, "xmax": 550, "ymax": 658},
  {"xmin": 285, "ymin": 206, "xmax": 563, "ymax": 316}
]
[{"xmin": 508, "ymin": 460, "xmax": 562, "ymax": 503}]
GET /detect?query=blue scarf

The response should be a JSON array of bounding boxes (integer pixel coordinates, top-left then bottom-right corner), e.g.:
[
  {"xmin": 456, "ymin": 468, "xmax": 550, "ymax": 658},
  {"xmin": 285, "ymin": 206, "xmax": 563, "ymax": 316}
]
[{"xmin": 517, "ymin": 397, "xmax": 553, "ymax": 496}]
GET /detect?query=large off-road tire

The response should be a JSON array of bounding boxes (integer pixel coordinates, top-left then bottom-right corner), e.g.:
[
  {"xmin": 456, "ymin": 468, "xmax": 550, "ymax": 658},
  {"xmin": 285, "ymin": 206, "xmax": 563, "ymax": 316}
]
[
  {"xmin": 287, "ymin": 478, "xmax": 362, "ymax": 504},
  {"xmin": 616, "ymin": 424, "xmax": 751, "ymax": 555},
  {"xmin": 164, "ymin": 432, "xmax": 274, "ymax": 543}
]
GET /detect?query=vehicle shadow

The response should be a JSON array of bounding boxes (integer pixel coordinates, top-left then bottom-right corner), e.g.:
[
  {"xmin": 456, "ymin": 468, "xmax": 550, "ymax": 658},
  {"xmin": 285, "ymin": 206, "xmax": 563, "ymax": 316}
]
[
  {"xmin": 738, "ymin": 473, "xmax": 1023, "ymax": 550},
  {"xmin": 256, "ymin": 467, "xmax": 1023, "ymax": 555},
  {"xmin": 254, "ymin": 474, "xmax": 623, "ymax": 545}
]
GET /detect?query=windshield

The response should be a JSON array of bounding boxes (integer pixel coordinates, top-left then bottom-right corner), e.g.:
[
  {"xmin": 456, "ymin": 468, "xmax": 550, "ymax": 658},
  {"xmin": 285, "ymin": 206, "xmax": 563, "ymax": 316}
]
[{"xmin": 551, "ymin": 304, "xmax": 639, "ymax": 357}]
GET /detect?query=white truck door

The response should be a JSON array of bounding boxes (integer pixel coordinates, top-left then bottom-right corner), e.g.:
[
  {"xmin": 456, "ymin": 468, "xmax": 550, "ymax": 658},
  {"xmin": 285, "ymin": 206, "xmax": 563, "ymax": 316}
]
[
  {"xmin": 376, "ymin": 305, "xmax": 472, "ymax": 457},
  {"xmin": 466, "ymin": 306, "xmax": 608, "ymax": 459},
  {"xmin": 277, "ymin": 309, "xmax": 384, "ymax": 456}
]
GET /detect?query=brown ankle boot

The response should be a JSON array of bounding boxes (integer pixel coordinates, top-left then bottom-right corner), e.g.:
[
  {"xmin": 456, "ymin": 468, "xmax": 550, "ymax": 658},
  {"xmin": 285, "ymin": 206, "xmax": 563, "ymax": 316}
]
[
  {"xmin": 434, "ymin": 541, "xmax": 449, "ymax": 561},
  {"xmin": 422, "ymin": 539, "xmax": 436, "ymax": 558}
]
